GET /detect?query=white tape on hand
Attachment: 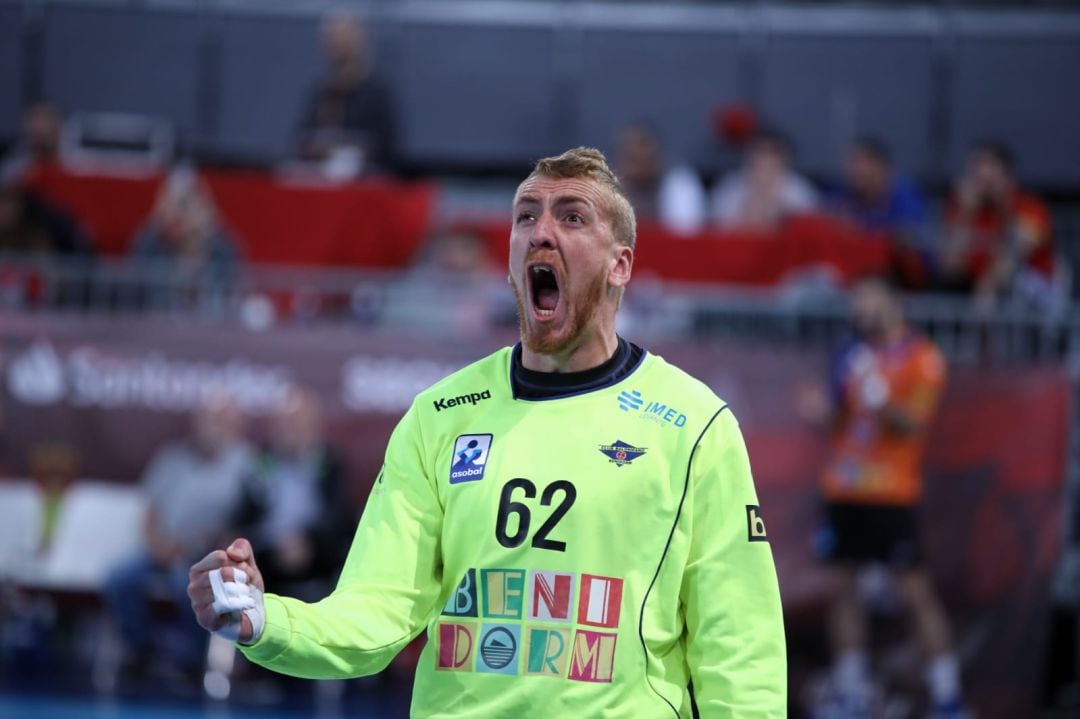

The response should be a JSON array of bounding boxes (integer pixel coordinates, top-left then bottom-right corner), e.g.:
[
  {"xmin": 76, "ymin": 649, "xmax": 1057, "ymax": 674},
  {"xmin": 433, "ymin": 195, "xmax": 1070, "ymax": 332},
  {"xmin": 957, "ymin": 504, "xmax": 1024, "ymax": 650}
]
[
  {"xmin": 210, "ymin": 568, "xmax": 254, "ymax": 614},
  {"xmin": 208, "ymin": 567, "xmax": 266, "ymax": 645}
]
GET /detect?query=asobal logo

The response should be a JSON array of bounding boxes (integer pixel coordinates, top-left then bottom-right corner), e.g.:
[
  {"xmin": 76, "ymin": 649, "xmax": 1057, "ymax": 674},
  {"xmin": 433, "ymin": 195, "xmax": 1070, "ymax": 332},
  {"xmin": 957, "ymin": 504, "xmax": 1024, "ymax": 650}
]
[
  {"xmin": 434, "ymin": 389, "xmax": 491, "ymax": 412},
  {"xmin": 450, "ymin": 434, "xmax": 493, "ymax": 485}
]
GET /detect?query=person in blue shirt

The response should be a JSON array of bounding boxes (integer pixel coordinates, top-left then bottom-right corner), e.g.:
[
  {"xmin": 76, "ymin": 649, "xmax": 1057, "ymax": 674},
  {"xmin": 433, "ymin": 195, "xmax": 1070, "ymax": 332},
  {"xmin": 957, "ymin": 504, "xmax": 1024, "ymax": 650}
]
[
  {"xmin": 832, "ymin": 137, "xmax": 928, "ymax": 235},
  {"xmin": 830, "ymin": 137, "xmax": 931, "ymax": 286}
]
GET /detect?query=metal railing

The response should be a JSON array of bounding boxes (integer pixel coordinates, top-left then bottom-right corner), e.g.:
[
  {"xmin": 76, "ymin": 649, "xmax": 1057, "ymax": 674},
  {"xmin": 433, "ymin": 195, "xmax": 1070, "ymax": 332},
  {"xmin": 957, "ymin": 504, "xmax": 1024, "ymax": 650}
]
[{"xmin": 3, "ymin": 254, "xmax": 1079, "ymax": 362}]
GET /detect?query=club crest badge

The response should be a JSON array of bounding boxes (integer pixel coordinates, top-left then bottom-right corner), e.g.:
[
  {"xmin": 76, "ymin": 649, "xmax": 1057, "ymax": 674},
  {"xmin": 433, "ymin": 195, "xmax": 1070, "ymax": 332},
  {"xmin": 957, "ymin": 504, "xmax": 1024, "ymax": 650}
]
[{"xmin": 598, "ymin": 440, "xmax": 646, "ymax": 468}]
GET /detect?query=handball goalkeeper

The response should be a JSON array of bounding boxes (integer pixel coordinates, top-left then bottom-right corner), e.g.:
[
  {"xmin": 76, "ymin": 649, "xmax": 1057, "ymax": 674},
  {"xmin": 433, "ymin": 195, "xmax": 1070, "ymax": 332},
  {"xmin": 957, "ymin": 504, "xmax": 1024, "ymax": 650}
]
[{"xmin": 188, "ymin": 147, "xmax": 786, "ymax": 718}]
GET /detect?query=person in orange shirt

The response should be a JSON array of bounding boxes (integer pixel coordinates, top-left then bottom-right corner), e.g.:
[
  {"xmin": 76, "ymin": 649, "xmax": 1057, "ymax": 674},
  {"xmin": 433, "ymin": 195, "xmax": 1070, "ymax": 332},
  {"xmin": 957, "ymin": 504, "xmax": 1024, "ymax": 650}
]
[
  {"xmin": 799, "ymin": 276, "xmax": 969, "ymax": 719},
  {"xmin": 940, "ymin": 141, "xmax": 1054, "ymax": 308}
]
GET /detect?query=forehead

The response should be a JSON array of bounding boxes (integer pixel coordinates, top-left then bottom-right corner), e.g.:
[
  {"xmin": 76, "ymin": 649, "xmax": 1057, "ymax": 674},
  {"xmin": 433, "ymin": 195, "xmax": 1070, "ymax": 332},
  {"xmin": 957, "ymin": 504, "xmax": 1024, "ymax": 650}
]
[{"xmin": 514, "ymin": 175, "xmax": 608, "ymax": 209}]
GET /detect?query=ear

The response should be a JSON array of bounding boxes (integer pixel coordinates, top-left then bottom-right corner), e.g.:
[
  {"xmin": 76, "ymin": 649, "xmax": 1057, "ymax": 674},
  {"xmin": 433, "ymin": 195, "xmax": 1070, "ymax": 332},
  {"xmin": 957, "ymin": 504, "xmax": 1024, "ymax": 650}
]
[{"xmin": 608, "ymin": 243, "xmax": 633, "ymax": 290}]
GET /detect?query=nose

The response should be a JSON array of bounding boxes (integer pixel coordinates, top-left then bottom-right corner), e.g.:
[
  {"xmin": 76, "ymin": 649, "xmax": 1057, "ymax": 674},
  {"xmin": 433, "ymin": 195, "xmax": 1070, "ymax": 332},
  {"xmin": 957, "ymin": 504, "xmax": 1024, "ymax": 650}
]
[{"xmin": 529, "ymin": 211, "xmax": 558, "ymax": 251}]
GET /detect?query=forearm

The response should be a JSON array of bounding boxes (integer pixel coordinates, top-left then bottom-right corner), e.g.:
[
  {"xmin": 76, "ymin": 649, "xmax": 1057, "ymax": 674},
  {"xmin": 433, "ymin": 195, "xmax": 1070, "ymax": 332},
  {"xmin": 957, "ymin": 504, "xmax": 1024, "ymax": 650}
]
[{"xmin": 240, "ymin": 586, "xmax": 431, "ymax": 679}]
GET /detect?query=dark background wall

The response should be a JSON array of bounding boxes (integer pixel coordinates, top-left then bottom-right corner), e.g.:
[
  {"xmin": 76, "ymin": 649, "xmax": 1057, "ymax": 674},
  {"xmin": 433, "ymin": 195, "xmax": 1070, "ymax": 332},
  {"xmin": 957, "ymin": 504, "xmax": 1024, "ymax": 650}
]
[{"xmin": 2, "ymin": 0, "xmax": 1079, "ymax": 188}]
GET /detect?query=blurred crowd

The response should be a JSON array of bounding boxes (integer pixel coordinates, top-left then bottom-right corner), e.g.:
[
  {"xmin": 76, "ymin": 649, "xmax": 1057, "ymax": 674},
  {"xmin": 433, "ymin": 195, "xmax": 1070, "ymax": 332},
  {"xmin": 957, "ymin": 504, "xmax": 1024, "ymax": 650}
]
[
  {"xmin": 0, "ymin": 13, "xmax": 1069, "ymax": 319},
  {"xmin": 101, "ymin": 387, "xmax": 357, "ymax": 690},
  {"xmin": 0, "ymin": 11, "xmax": 1078, "ymax": 718}
]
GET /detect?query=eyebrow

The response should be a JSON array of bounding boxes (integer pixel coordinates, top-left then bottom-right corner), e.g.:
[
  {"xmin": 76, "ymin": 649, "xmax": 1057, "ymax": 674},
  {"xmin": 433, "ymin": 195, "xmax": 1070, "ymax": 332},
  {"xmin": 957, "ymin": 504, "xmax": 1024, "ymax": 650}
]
[
  {"xmin": 514, "ymin": 193, "xmax": 594, "ymax": 209},
  {"xmin": 552, "ymin": 195, "xmax": 593, "ymax": 210}
]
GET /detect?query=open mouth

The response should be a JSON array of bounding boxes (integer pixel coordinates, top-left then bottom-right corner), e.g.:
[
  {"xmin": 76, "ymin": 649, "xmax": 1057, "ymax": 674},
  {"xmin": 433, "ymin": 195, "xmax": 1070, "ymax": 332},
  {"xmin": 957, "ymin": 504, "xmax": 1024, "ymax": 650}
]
[{"xmin": 528, "ymin": 263, "xmax": 561, "ymax": 319}]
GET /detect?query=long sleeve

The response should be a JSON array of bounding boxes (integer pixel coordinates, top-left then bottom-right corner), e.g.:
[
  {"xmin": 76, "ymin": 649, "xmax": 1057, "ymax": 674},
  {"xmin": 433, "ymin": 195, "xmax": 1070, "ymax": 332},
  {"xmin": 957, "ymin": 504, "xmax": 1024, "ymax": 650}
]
[
  {"xmin": 239, "ymin": 403, "xmax": 444, "ymax": 679},
  {"xmin": 681, "ymin": 408, "xmax": 786, "ymax": 717}
]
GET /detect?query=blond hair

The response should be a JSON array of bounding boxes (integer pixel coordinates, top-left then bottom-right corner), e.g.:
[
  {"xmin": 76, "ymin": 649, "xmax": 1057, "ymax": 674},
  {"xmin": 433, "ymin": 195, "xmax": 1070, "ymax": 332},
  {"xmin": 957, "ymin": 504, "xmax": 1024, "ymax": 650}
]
[{"xmin": 519, "ymin": 147, "xmax": 637, "ymax": 249}]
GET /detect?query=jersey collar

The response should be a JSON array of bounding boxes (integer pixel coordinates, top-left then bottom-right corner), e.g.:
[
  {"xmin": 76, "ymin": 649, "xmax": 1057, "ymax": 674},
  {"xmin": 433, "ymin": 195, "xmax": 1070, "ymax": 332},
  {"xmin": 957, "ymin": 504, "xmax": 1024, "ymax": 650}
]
[{"xmin": 509, "ymin": 336, "xmax": 647, "ymax": 402}]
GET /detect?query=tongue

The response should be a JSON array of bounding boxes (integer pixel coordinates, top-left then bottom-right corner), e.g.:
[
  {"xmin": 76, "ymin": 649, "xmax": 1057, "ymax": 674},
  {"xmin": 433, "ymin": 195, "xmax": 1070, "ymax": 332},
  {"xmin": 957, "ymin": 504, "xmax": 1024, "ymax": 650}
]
[{"xmin": 536, "ymin": 287, "xmax": 559, "ymax": 311}]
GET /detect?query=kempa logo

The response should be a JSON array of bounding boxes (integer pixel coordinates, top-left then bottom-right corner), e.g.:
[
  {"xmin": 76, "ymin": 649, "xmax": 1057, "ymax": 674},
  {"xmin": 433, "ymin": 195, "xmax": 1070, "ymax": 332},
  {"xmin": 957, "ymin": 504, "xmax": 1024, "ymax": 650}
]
[{"xmin": 434, "ymin": 389, "xmax": 491, "ymax": 412}]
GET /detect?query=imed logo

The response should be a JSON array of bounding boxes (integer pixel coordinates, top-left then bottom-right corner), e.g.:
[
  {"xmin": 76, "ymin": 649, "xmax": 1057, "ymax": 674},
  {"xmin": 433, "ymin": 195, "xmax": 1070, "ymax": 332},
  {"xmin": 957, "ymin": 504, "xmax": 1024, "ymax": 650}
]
[{"xmin": 568, "ymin": 630, "xmax": 617, "ymax": 683}]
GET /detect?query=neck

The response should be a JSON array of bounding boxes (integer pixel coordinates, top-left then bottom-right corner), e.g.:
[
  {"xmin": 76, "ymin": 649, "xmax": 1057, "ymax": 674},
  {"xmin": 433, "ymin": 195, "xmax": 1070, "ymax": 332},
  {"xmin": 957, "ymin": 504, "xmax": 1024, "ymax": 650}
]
[{"xmin": 520, "ymin": 324, "xmax": 620, "ymax": 373}]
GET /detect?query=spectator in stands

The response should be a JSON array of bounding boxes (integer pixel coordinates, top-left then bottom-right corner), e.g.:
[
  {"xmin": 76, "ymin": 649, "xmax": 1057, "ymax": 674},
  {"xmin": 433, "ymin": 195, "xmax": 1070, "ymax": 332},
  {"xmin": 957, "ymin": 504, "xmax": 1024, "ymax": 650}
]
[
  {"xmin": 231, "ymin": 389, "xmax": 355, "ymax": 600},
  {"xmin": 0, "ymin": 180, "xmax": 92, "ymax": 259},
  {"xmin": 0, "ymin": 102, "xmax": 63, "ymax": 183},
  {"xmin": 130, "ymin": 166, "xmax": 240, "ymax": 288},
  {"xmin": 831, "ymin": 137, "xmax": 931, "ymax": 288},
  {"xmin": 832, "ymin": 137, "xmax": 928, "ymax": 241},
  {"xmin": 386, "ymin": 229, "xmax": 505, "ymax": 333},
  {"xmin": 614, "ymin": 123, "xmax": 706, "ymax": 235},
  {"xmin": 297, "ymin": 12, "xmax": 396, "ymax": 174},
  {"xmin": 710, "ymin": 130, "xmax": 819, "ymax": 231},
  {"xmin": 102, "ymin": 393, "xmax": 252, "ymax": 680},
  {"xmin": 939, "ymin": 141, "xmax": 1055, "ymax": 307}
]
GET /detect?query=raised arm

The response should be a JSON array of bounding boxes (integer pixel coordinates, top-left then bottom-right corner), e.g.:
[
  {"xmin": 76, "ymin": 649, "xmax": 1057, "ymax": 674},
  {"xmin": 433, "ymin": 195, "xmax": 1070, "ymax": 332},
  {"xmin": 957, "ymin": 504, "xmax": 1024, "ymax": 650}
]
[{"xmin": 189, "ymin": 403, "xmax": 445, "ymax": 679}]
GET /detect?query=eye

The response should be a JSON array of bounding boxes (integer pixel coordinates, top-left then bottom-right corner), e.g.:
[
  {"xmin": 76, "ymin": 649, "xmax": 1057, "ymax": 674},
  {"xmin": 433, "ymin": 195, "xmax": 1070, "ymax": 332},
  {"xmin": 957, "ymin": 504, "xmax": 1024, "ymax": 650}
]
[
  {"xmin": 565, "ymin": 212, "xmax": 583, "ymax": 224},
  {"xmin": 516, "ymin": 211, "xmax": 535, "ymax": 224}
]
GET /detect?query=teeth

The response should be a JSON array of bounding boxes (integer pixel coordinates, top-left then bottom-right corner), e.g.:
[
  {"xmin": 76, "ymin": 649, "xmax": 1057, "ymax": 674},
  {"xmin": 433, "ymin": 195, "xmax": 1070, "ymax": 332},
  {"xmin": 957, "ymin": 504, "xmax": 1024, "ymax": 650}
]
[{"xmin": 536, "ymin": 309, "xmax": 554, "ymax": 317}]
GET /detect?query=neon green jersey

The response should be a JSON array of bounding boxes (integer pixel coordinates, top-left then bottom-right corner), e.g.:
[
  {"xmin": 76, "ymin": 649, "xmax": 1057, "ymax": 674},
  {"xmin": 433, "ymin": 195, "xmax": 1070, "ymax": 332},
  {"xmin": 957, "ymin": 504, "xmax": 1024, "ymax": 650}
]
[{"xmin": 240, "ymin": 346, "xmax": 786, "ymax": 718}]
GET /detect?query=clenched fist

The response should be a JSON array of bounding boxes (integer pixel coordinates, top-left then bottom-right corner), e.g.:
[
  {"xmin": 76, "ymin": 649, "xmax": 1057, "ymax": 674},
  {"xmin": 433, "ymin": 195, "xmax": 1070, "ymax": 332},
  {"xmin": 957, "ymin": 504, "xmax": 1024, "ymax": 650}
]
[{"xmin": 188, "ymin": 538, "xmax": 266, "ymax": 644}]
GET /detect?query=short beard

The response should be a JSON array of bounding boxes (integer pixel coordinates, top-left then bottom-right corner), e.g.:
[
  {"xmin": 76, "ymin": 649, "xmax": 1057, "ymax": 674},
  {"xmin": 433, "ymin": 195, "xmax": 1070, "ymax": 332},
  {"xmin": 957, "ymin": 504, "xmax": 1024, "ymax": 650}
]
[{"xmin": 513, "ymin": 270, "xmax": 607, "ymax": 358}]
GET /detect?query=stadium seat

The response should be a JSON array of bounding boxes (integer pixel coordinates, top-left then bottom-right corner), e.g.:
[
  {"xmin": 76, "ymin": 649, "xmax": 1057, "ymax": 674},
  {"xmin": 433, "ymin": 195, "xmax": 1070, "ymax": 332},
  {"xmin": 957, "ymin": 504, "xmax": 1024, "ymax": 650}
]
[
  {"xmin": 33, "ymin": 481, "xmax": 146, "ymax": 591},
  {"xmin": 0, "ymin": 480, "xmax": 44, "ymax": 582}
]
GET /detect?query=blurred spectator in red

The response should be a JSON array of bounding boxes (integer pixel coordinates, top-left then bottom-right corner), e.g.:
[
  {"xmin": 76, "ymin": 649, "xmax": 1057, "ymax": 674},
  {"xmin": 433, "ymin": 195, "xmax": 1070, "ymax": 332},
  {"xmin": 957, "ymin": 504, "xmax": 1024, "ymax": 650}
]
[
  {"xmin": 939, "ymin": 141, "xmax": 1054, "ymax": 306},
  {"xmin": 297, "ymin": 12, "xmax": 396, "ymax": 175},
  {"xmin": 0, "ymin": 180, "xmax": 92, "ymax": 259},
  {"xmin": 130, "ymin": 166, "xmax": 240, "ymax": 286},
  {"xmin": 0, "ymin": 102, "xmax": 63, "ymax": 183},
  {"xmin": 102, "ymin": 393, "xmax": 252, "ymax": 681},
  {"xmin": 709, "ymin": 130, "xmax": 819, "ymax": 231},
  {"xmin": 614, "ymin": 123, "xmax": 706, "ymax": 235},
  {"xmin": 231, "ymin": 388, "xmax": 355, "ymax": 600}
]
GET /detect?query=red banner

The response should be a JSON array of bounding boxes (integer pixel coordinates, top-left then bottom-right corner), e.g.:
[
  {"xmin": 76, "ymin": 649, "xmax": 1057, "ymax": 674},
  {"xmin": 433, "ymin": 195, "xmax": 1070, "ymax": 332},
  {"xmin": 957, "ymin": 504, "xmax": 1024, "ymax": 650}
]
[{"xmin": 0, "ymin": 312, "xmax": 1067, "ymax": 716}]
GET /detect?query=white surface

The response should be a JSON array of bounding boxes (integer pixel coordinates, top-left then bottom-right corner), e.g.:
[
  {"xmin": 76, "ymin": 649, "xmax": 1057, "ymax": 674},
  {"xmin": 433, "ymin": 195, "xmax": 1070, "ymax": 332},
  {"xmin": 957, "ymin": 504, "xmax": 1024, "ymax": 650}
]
[
  {"xmin": 0, "ymin": 479, "xmax": 146, "ymax": 591},
  {"xmin": 0, "ymin": 479, "xmax": 43, "ymax": 581}
]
